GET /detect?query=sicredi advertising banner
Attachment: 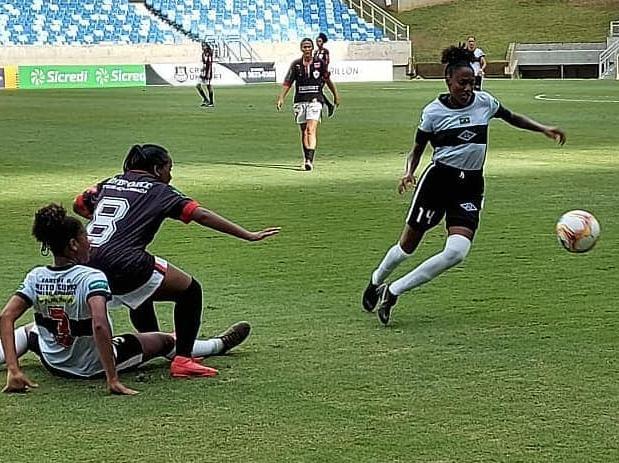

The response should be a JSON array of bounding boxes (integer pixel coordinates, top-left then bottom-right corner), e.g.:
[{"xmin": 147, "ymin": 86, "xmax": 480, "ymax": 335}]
[
  {"xmin": 18, "ymin": 65, "xmax": 146, "ymax": 89},
  {"xmin": 146, "ymin": 62, "xmax": 276, "ymax": 86},
  {"xmin": 275, "ymin": 60, "xmax": 393, "ymax": 83}
]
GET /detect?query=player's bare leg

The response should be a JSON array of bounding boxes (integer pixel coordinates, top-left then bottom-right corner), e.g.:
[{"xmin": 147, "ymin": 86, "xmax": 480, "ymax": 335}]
[
  {"xmin": 303, "ymin": 119, "xmax": 318, "ymax": 170},
  {"xmin": 196, "ymin": 83, "xmax": 209, "ymax": 106}
]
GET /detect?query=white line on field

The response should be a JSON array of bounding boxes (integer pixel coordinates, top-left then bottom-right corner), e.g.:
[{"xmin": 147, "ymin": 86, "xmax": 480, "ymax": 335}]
[{"xmin": 535, "ymin": 94, "xmax": 619, "ymax": 103}]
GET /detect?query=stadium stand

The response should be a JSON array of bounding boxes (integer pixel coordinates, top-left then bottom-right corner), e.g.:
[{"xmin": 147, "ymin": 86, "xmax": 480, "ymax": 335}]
[
  {"xmin": 145, "ymin": 0, "xmax": 384, "ymax": 42},
  {"xmin": 0, "ymin": 0, "xmax": 184, "ymax": 45}
]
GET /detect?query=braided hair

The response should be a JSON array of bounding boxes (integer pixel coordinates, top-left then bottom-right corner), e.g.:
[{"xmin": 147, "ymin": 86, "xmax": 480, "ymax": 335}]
[
  {"xmin": 441, "ymin": 44, "xmax": 474, "ymax": 77},
  {"xmin": 122, "ymin": 144, "xmax": 171, "ymax": 175},
  {"xmin": 32, "ymin": 204, "xmax": 83, "ymax": 256}
]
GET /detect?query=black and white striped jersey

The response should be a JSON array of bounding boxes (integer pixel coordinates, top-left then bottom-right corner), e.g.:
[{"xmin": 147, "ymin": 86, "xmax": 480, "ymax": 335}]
[{"xmin": 416, "ymin": 91, "xmax": 508, "ymax": 171}]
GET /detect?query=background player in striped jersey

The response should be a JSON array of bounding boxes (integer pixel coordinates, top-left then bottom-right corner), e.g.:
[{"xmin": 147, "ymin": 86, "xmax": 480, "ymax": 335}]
[
  {"xmin": 362, "ymin": 45, "xmax": 566, "ymax": 325},
  {"xmin": 314, "ymin": 32, "xmax": 335, "ymax": 117},
  {"xmin": 277, "ymin": 38, "xmax": 340, "ymax": 171},
  {"xmin": 0, "ymin": 205, "xmax": 251, "ymax": 393},
  {"xmin": 73, "ymin": 144, "xmax": 279, "ymax": 377},
  {"xmin": 196, "ymin": 41, "xmax": 214, "ymax": 107},
  {"xmin": 466, "ymin": 36, "xmax": 486, "ymax": 90}
]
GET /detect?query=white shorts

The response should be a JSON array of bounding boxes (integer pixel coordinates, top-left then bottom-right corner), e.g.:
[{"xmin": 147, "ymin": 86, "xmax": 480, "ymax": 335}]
[
  {"xmin": 110, "ymin": 256, "xmax": 168, "ymax": 310},
  {"xmin": 293, "ymin": 101, "xmax": 322, "ymax": 124}
]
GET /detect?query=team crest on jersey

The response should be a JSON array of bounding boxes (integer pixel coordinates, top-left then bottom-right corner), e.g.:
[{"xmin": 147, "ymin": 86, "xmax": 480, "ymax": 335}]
[
  {"xmin": 457, "ymin": 130, "xmax": 476, "ymax": 142},
  {"xmin": 460, "ymin": 202, "xmax": 478, "ymax": 212},
  {"xmin": 312, "ymin": 70, "xmax": 320, "ymax": 79},
  {"xmin": 459, "ymin": 116, "xmax": 471, "ymax": 124},
  {"xmin": 174, "ymin": 66, "xmax": 188, "ymax": 83}
]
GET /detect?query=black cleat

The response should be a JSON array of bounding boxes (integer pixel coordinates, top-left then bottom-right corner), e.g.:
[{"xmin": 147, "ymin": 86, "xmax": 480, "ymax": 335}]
[
  {"xmin": 362, "ymin": 280, "xmax": 380, "ymax": 312},
  {"xmin": 327, "ymin": 103, "xmax": 335, "ymax": 118},
  {"xmin": 216, "ymin": 321, "xmax": 251, "ymax": 354},
  {"xmin": 200, "ymin": 100, "xmax": 208, "ymax": 107},
  {"xmin": 205, "ymin": 102, "xmax": 214, "ymax": 107},
  {"xmin": 377, "ymin": 284, "xmax": 398, "ymax": 326}
]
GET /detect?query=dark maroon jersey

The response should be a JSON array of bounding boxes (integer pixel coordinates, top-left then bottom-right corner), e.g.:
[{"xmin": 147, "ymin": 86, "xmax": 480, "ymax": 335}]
[
  {"xmin": 200, "ymin": 48, "xmax": 213, "ymax": 81},
  {"xmin": 284, "ymin": 57, "xmax": 330, "ymax": 103},
  {"xmin": 81, "ymin": 171, "xmax": 199, "ymax": 294},
  {"xmin": 314, "ymin": 47, "xmax": 330, "ymax": 66}
]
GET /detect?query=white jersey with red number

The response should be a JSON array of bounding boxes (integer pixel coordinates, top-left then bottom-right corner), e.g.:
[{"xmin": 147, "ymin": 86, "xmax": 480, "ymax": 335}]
[{"xmin": 16, "ymin": 264, "xmax": 112, "ymax": 377}]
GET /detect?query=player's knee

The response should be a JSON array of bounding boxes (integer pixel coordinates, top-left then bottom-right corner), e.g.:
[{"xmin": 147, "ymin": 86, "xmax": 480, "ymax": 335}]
[
  {"xmin": 443, "ymin": 235, "xmax": 471, "ymax": 265},
  {"xmin": 173, "ymin": 278, "xmax": 202, "ymax": 303}
]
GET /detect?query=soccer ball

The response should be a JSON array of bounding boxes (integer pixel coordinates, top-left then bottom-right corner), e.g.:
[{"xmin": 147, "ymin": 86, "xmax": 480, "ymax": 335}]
[{"xmin": 556, "ymin": 210, "xmax": 600, "ymax": 253}]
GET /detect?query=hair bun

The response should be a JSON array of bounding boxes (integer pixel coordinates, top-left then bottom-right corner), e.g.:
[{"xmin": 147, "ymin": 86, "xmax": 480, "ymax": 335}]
[{"xmin": 441, "ymin": 44, "xmax": 474, "ymax": 65}]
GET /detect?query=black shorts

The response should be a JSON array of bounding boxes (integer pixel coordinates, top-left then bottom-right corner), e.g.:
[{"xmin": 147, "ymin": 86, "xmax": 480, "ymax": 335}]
[
  {"xmin": 28, "ymin": 332, "xmax": 144, "ymax": 379},
  {"xmin": 474, "ymin": 75, "xmax": 483, "ymax": 91},
  {"xmin": 406, "ymin": 162, "xmax": 484, "ymax": 233}
]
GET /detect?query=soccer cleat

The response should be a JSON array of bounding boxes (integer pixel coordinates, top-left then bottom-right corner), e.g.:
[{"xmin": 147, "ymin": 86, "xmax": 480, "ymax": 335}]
[
  {"xmin": 216, "ymin": 321, "xmax": 251, "ymax": 354},
  {"xmin": 304, "ymin": 159, "xmax": 313, "ymax": 171},
  {"xmin": 170, "ymin": 355, "xmax": 218, "ymax": 378},
  {"xmin": 362, "ymin": 280, "xmax": 380, "ymax": 312},
  {"xmin": 205, "ymin": 102, "xmax": 215, "ymax": 107},
  {"xmin": 200, "ymin": 101, "xmax": 208, "ymax": 107},
  {"xmin": 377, "ymin": 284, "xmax": 398, "ymax": 326}
]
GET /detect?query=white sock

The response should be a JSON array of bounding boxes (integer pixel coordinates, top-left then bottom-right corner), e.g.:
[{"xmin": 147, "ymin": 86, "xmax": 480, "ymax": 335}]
[
  {"xmin": 0, "ymin": 326, "xmax": 29, "ymax": 364},
  {"xmin": 390, "ymin": 234, "xmax": 471, "ymax": 296},
  {"xmin": 371, "ymin": 243, "xmax": 411, "ymax": 285},
  {"xmin": 167, "ymin": 338, "xmax": 224, "ymax": 359}
]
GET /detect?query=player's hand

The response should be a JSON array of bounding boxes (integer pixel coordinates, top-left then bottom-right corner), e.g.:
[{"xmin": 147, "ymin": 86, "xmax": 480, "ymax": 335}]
[
  {"xmin": 398, "ymin": 174, "xmax": 416, "ymax": 194},
  {"xmin": 543, "ymin": 127, "xmax": 566, "ymax": 145},
  {"xmin": 334, "ymin": 95, "xmax": 341, "ymax": 107},
  {"xmin": 276, "ymin": 97, "xmax": 284, "ymax": 111},
  {"xmin": 2, "ymin": 369, "xmax": 38, "ymax": 393},
  {"xmin": 107, "ymin": 379, "xmax": 138, "ymax": 396},
  {"xmin": 248, "ymin": 227, "xmax": 281, "ymax": 241}
]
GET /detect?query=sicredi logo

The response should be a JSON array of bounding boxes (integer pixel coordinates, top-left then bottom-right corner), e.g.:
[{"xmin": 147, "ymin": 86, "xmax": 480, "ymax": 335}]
[
  {"xmin": 97, "ymin": 68, "xmax": 145, "ymax": 85},
  {"xmin": 31, "ymin": 69, "xmax": 89, "ymax": 85}
]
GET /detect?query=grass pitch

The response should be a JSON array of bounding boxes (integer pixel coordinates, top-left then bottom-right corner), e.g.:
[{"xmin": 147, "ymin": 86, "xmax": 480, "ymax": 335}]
[{"xmin": 0, "ymin": 80, "xmax": 618, "ymax": 462}]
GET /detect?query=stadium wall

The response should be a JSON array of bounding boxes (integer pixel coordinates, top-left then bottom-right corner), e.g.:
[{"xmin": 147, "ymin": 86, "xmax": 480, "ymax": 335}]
[{"xmin": 0, "ymin": 41, "xmax": 411, "ymax": 66}]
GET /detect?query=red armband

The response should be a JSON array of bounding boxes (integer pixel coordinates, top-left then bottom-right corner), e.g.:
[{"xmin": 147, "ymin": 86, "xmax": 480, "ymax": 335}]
[
  {"xmin": 180, "ymin": 200, "xmax": 200, "ymax": 223},
  {"xmin": 74, "ymin": 194, "xmax": 93, "ymax": 220}
]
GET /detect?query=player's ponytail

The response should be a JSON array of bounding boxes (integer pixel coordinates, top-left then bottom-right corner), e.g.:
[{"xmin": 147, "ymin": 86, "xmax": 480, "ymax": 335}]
[
  {"xmin": 123, "ymin": 144, "xmax": 170, "ymax": 175},
  {"xmin": 441, "ymin": 44, "xmax": 474, "ymax": 77},
  {"xmin": 32, "ymin": 203, "xmax": 83, "ymax": 256}
]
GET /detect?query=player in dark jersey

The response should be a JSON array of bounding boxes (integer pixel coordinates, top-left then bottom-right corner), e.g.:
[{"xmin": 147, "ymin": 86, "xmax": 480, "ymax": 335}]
[
  {"xmin": 314, "ymin": 32, "xmax": 335, "ymax": 117},
  {"xmin": 196, "ymin": 42, "xmax": 214, "ymax": 107},
  {"xmin": 73, "ymin": 144, "xmax": 280, "ymax": 377},
  {"xmin": 277, "ymin": 37, "xmax": 340, "ymax": 171},
  {"xmin": 361, "ymin": 45, "xmax": 566, "ymax": 325}
]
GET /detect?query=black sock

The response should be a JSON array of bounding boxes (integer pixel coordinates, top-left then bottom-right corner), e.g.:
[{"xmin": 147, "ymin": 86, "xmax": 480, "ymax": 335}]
[
  {"xmin": 173, "ymin": 278, "xmax": 202, "ymax": 357},
  {"xmin": 130, "ymin": 299, "xmax": 160, "ymax": 332},
  {"xmin": 302, "ymin": 145, "xmax": 310, "ymax": 160},
  {"xmin": 306, "ymin": 149, "xmax": 315, "ymax": 162},
  {"xmin": 196, "ymin": 84, "xmax": 207, "ymax": 102},
  {"xmin": 207, "ymin": 88, "xmax": 214, "ymax": 104}
]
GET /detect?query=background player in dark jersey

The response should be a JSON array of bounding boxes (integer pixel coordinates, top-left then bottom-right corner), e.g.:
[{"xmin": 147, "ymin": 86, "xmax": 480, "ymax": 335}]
[
  {"xmin": 277, "ymin": 38, "xmax": 340, "ymax": 171},
  {"xmin": 73, "ymin": 144, "xmax": 279, "ymax": 377},
  {"xmin": 0, "ymin": 204, "xmax": 172, "ymax": 394},
  {"xmin": 196, "ymin": 42, "xmax": 214, "ymax": 107},
  {"xmin": 314, "ymin": 32, "xmax": 335, "ymax": 117},
  {"xmin": 362, "ymin": 45, "xmax": 566, "ymax": 325}
]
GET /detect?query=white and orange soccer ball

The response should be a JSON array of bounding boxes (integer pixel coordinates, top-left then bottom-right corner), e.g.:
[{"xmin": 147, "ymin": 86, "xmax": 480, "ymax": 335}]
[{"xmin": 556, "ymin": 210, "xmax": 600, "ymax": 253}]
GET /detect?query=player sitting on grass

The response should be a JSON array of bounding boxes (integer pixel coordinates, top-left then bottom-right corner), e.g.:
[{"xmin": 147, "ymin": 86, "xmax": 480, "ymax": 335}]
[{"xmin": 0, "ymin": 204, "xmax": 250, "ymax": 394}]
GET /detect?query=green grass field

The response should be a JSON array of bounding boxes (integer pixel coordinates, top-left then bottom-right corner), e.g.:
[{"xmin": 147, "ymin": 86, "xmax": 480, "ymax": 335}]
[
  {"xmin": 398, "ymin": 0, "xmax": 619, "ymax": 61},
  {"xmin": 0, "ymin": 80, "xmax": 618, "ymax": 462}
]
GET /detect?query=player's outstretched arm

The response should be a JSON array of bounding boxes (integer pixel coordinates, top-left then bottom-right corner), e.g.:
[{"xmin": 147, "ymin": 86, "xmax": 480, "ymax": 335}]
[
  {"xmin": 89, "ymin": 295, "xmax": 138, "ymax": 396},
  {"xmin": 501, "ymin": 112, "xmax": 566, "ymax": 145},
  {"xmin": 1, "ymin": 296, "xmax": 38, "ymax": 393},
  {"xmin": 399, "ymin": 133, "xmax": 429, "ymax": 194},
  {"xmin": 276, "ymin": 84, "xmax": 292, "ymax": 111},
  {"xmin": 325, "ymin": 78, "xmax": 340, "ymax": 106},
  {"xmin": 190, "ymin": 207, "xmax": 280, "ymax": 242}
]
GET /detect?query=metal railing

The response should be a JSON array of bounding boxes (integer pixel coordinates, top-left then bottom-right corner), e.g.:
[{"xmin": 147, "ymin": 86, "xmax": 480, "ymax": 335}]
[
  {"xmin": 206, "ymin": 35, "xmax": 259, "ymax": 62},
  {"xmin": 599, "ymin": 40, "xmax": 619, "ymax": 78},
  {"xmin": 342, "ymin": 0, "xmax": 409, "ymax": 41}
]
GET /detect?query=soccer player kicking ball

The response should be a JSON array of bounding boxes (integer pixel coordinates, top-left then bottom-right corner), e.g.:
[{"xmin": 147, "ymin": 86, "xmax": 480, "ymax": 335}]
[{"xmin": 362, "ymin": 45, "xmax": 566, "ymax": 326}]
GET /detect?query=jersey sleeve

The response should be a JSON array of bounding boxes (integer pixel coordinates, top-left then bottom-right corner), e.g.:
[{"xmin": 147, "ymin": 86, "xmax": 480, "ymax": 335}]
[
  {"xmin": 15, "ymin": 270, "xmax": 36, "ymax": 306},
  {"xmin": 417, "ymin": 106, "xmax": 434, "ymax": 133},
  {"xmin": 84, "ymin": 270, "xmax": 112, "ymax": 301},
  {"xmin": 283, "ymin": 63, "xmax": 296, "ymax": 86},
  {"xmin": 159, "ymin": 184, "xmax": 200, "ymax": 224}
]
